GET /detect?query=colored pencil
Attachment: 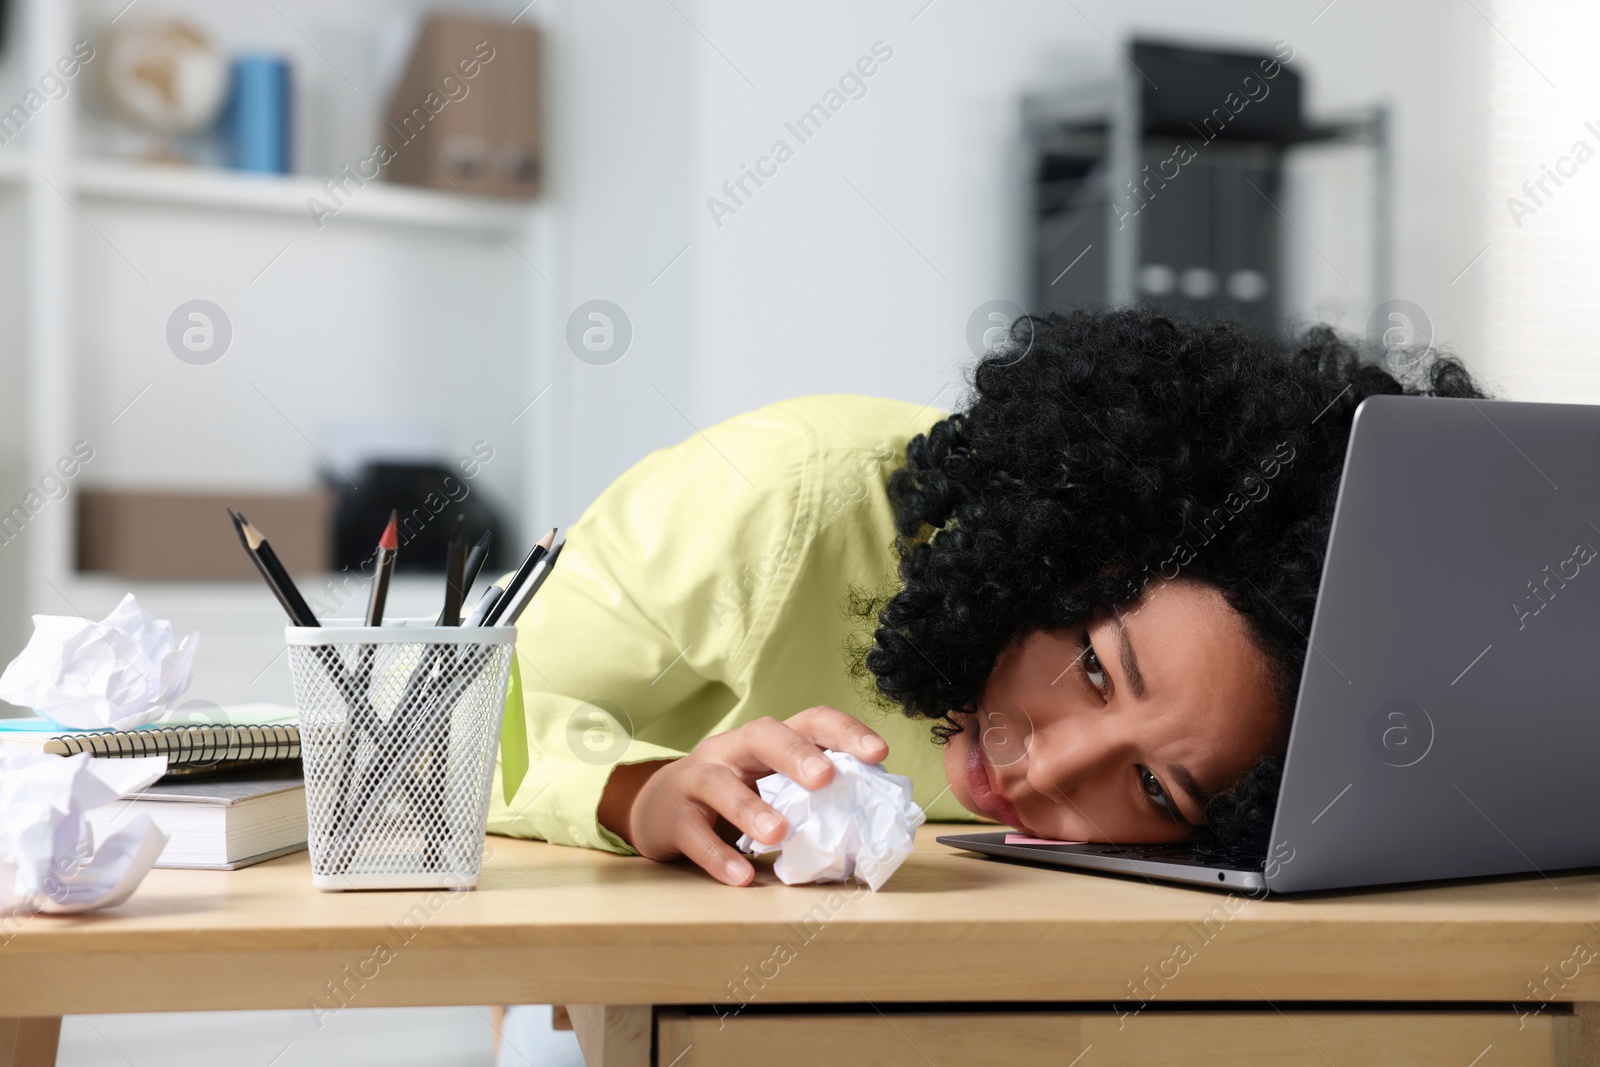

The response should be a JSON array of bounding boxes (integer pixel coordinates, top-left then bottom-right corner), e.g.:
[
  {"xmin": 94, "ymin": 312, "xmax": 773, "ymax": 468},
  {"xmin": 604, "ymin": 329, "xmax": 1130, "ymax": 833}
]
[{"xmin": 366, "ymin": 510, "xmax": 399, "ymax": 626}]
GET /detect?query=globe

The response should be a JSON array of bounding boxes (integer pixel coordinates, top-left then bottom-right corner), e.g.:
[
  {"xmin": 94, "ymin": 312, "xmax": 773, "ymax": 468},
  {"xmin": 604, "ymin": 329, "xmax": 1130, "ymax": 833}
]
[{"xmin": 101, "ymin": 19, "xmax": 227, "ymax": 135}]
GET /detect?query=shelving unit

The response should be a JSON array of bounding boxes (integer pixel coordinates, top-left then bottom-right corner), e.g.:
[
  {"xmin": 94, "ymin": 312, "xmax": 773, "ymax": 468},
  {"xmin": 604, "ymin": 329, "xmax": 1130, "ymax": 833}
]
[
  {"xmin": 74, "ymin": 158, "xmax": 533, "ymax": 231},
  {"xmin": 2, "ymin": 0, "xmax": 557, "ymax": 707}
]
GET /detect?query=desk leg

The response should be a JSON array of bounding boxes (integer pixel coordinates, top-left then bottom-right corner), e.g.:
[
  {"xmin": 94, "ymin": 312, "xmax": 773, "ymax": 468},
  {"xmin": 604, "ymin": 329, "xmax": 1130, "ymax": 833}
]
[
  {"xmin": 567, "ymin": 1004, "xmax": 650, "ymax": 1067},
  {"xmin": 0, "ymin": 1017, "xmax": 60, "ymax": 1067}
]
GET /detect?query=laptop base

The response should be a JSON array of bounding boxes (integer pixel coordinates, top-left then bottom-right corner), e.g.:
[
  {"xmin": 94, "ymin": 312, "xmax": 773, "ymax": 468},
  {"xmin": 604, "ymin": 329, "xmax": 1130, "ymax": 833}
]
[{"xmin": 938, "ymin": 832, "xmax": 1268, "ymax": 893}]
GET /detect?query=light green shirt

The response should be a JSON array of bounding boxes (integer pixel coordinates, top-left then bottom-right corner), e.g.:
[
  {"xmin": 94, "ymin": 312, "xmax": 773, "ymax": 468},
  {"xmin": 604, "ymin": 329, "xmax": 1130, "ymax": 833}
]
[{"xmin": 486, "ymin": 394, "xmax": 982, "ymax": 854}]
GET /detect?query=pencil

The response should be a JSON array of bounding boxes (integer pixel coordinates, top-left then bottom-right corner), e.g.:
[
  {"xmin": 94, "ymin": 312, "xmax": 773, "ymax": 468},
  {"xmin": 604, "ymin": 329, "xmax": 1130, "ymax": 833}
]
[
  {"xmin": 438, "ymin": 516, "xmax": 468, "ymax": 626},
  {"xmin": 366, "ymin": 510, "xmax": 398, "ymax": 626},
  {"xmin": 502, "ymin": 539, "xmax": 564, "ymax": 624},
  {"xmin": 483, "ymin": 528, "xmax": 555, "ymax": 626},
  {"xmin": 230, "ymin": 509, "xmax": 318, "ymax": 627}
]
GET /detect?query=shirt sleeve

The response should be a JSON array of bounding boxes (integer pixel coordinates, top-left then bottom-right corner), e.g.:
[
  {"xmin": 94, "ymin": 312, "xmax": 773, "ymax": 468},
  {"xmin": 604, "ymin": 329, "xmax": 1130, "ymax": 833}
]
[{"xmin": 486, "ymin": 407, "xmax": 810, "ymax": 855}]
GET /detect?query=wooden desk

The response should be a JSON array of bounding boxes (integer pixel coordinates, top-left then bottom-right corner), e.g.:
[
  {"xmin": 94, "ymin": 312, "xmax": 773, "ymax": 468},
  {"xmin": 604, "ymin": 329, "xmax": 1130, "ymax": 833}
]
[{"xmin": 4, "ymin": 823, "xmax": 1600, "ymax": 1066}]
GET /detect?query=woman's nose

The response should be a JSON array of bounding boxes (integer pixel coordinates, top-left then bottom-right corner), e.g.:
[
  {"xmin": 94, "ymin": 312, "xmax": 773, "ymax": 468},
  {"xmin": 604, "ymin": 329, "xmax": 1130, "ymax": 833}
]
[{"xmin": 1024, "ymin": 714, "xmax": 1131, "ymax": 796}]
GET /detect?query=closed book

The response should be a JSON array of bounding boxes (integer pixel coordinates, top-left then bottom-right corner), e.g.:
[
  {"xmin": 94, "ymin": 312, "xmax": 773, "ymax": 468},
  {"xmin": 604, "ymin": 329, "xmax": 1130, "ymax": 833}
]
[{"xmin": 87, "ymin": 771, "xmax": 308, "ymax": 870}]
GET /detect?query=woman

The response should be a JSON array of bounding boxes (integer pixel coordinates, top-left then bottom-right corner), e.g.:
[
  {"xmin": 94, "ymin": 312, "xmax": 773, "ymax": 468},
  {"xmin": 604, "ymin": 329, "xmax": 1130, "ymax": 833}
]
[{"xmin": 487, "ymin": 307, "xmax": 1482, "ymax": 884}]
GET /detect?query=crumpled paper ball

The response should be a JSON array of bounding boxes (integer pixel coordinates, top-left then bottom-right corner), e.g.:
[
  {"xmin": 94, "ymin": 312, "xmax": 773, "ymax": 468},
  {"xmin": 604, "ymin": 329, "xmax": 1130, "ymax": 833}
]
[
  {"xmin": 737, "ymin": 751, "xmax": 926, "ymax": 891},
  {"xmin": 0, "ymin": 593, "xmax": 198, "ymax": 730},
  {"xmin": 0, "ymin": 749, "xmax": 168, "ymax": 914}
]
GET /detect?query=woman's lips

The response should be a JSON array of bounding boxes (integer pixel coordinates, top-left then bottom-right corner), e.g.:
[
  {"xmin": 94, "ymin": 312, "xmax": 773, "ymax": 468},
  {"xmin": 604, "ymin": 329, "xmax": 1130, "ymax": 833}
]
[{"xmin": 965, "ymin": 735, "xmax": 1030, "ymax": 833}]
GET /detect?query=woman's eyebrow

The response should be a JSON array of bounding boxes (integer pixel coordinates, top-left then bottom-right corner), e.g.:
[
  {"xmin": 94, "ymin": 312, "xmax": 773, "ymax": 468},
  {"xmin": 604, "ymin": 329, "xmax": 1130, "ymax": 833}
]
[
  {"xmin": 1111, "ymin": 617, "xmax": 1146, "ymax": 698},
  {"xmin": 1167, "ymin": 763, "xmax": 1212, "ymax": 821}
]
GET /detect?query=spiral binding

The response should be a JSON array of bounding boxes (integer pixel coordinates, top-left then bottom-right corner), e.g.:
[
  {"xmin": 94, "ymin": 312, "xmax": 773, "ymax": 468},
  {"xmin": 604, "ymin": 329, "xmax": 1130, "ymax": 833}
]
[{"xmin": 45, "ymin": 724, "xmax": 300, "ymax": 765}]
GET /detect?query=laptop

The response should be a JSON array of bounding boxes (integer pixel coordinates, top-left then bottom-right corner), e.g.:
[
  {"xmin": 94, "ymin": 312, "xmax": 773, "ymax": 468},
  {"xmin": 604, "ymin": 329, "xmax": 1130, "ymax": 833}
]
[{"xmin": 941, "ymin": 395, "xmax": 1600, "ymax": 893}]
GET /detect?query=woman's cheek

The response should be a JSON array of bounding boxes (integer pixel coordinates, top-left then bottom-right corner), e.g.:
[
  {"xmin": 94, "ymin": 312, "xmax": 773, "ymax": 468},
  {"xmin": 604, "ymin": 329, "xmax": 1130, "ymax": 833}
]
[
  {"xmin": 943, "ymin": 731, "xmax": 978, "ymax": 811},
  {"xmin": 977, "ymin": 704, "xmax": 1032, "ymax": 768}
]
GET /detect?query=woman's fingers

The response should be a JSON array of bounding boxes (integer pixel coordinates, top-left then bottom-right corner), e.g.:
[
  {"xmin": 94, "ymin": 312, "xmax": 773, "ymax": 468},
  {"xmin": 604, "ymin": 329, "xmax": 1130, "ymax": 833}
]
[
  {"xmin": 728, "ymin": 716, "xmax": 839, "ymax": 789},
  {"xmin": 688, "ymin": 763, "xmax": 789, "ymax": 846},
  {"xmin": 785, "ymin": 705, "xmax": 890, "ymax": 764},
  {"xmin": 675, "ymin": 808, "xmax": 755, "ymax": 886},
  {"xmin": 715, "ymin": 709, "xmax": 891, "ymax": 791},
  {"xmin": 629, "ymin": 765, "xmax": 756, "ymax": 885}
]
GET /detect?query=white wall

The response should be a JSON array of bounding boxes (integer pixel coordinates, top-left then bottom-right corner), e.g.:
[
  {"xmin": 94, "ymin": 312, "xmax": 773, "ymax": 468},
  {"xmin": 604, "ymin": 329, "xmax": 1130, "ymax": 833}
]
[
  {"xmin": 1484, "ymin": 0, "xmax": 1600, "ymax": 401},
  {"xmin": 532, "ymin": 0, "xmax": 698, "ymax": 527},
  {"xmin": 682, "ymin": 0, "xmax": 1492, "ymax": 429},
  {"xmin": 0, "ymin": 181, "xmax": 26, "ymax": 660}
]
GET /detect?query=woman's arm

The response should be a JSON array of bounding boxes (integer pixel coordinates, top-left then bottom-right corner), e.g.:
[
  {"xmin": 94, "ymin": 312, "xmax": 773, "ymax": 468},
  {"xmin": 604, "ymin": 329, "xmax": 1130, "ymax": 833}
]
[{"xmin": 489, "ymin": 399, "xmax": 880, "ymax": 863}]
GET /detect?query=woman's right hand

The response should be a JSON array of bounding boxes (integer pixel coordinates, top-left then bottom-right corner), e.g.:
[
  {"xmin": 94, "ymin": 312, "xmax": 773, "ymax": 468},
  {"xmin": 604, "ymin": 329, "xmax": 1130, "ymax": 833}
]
[{"xmin": 597, "ymin": 706, "xmax": 889, "ymax": 886}]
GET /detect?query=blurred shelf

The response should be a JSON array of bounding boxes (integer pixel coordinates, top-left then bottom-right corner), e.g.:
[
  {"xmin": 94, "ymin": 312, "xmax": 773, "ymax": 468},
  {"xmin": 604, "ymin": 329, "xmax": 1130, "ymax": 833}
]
[
  {"xmin": 73, "ymin": 159, "xmax": 537, "ymax": 233},
  {"xmin": 65, "ymin": 572, "xmax": 458, "ymax": 613}
]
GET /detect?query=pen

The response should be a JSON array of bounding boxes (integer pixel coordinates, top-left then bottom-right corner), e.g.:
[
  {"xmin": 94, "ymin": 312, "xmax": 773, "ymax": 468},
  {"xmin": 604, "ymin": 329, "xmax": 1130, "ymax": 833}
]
[
  {"xmin": 463, "ymin": 585, "xmax": 503, "ymax": 627},
  {"xmin": 366, "ymin": 510, "xmax": 398, "ymax": 626},
  {"xmin": 461, "ymin": 530, "xmax": 493, "ymax": 601},
  {"xmin": 438, "ymin": 516, "xmax": 468, "ymax": 626}
]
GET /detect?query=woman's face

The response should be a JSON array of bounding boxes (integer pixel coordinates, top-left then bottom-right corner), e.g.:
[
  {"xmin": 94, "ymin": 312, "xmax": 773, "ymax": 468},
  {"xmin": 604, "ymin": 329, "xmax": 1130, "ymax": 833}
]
[{"xmin": 943, "ymin": 577, "xmax": 1281, "ymax": 843}]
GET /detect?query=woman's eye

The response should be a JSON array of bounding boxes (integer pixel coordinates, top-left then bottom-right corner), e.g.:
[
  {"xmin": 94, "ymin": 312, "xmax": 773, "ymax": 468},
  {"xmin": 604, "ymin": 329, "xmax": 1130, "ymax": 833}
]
[
  {"xmin": 1082, "ymin": 641, "xmax": 1108, "ymax": 696},
  {"xmin": 1139, "ymin": 766, "xmax": 1179, "ymax": 821}
]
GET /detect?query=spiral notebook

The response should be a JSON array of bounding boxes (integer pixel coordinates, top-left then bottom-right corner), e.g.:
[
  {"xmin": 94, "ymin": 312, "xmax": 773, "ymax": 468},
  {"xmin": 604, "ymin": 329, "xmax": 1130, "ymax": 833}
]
[{"xmin": 0, "ymin": 703, "xmax": 299, "ymax": 777}]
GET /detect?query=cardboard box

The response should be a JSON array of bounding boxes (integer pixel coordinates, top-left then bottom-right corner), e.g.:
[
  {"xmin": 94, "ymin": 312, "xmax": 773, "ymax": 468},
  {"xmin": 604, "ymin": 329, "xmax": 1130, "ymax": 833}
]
[
  {"xmin": 382, "ymin": 14, "xmax": 542, "ymax": 199},
  {"xmin": 77, "ymin": 489, "xmax": 333, "ymax": 581}
]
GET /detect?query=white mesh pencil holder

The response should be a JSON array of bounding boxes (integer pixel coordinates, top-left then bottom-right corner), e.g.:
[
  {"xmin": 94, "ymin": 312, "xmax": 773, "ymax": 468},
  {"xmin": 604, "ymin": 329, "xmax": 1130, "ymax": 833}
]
[{"xmin": 286, "ymin": 619, "xmax": 516, "ymax": 891}]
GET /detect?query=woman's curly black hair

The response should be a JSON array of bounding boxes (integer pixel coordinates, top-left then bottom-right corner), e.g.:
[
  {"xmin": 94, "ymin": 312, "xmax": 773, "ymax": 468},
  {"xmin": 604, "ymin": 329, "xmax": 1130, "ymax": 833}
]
[{"xmin": 861, "ymin": 306, "xmax": 1484, "ymax": 852}]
